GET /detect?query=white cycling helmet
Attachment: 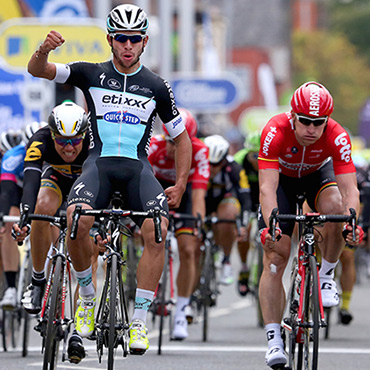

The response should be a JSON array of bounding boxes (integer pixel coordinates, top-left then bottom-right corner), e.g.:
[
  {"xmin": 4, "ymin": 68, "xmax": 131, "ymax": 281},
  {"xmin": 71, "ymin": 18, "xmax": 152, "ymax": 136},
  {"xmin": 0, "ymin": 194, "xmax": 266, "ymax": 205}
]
[
  {"xmin": 204, "ymin": 134, "xmax": 230, "ymax": 165},
  {"xmin": 48, "ymin": 102, "xmax": 89, "ymax": 137},
  {"xmin": 22, "ymin": 121, "xmax": 48, "ymax": 144},
  {"xmin": 107, "ymin": 4, "xmax": 149, "ymax": 34},
  {"xmin": 0, "ymin": 129, "xmax": 23, "ymax": 152}
]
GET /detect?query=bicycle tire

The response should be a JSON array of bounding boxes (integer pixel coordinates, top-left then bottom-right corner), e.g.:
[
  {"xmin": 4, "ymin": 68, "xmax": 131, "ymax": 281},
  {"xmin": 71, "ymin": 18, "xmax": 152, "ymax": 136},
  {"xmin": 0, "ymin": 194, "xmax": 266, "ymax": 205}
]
[
  {"xmin": 1, "ymin": 309, "xmax": 16, "ymax": 351},
  {"xmin": 22, "ymin": 251, "xmax": 33, "ymax": 357},
  {"xmin": 284, "ymin": 257, "xmax": 300, "ymax": 370},
  {"xmin": 200, "ymin": 241, "xmax": 213, "ymax": 342},
  {"xmin": 255, "ymin": 241, "xmax": 264, "ymax": 328},
  {"xmin": 301, "ymin": 255, "xmax": 320, "ymax": 370},
  {"xmin": 108, "ymin": 254, "xmax": 118, "ymax": 370},
  {"xmin": 43, "ymin": 256, "xmax": 62, "ymax": 370},
  {"xmin": 158, "ymin": 241, "xmax": 169, "ymax": 355}
]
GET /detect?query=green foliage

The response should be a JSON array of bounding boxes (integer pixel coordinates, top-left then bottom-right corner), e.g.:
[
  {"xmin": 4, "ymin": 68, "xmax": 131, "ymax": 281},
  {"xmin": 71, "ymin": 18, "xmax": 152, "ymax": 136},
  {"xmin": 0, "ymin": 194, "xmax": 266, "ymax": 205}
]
[
  {"xmin": 328, "ymin": 1, "xmax": 370, "ymax": 65},
  {"xmin": 292, "ymin": 30, "xmax": 370, "ymax": 134}
]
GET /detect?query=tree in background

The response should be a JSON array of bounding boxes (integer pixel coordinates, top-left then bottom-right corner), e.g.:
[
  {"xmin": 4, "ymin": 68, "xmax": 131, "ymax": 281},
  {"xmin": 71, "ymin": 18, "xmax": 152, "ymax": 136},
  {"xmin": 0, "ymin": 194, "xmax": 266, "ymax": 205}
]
[
  {"xmin": 292, "ymin": 30, "xmax": 370, "ymax": 134},
  {"xmin": 328, "ymin": 0, "xmax": 370, "ymax": 67}
]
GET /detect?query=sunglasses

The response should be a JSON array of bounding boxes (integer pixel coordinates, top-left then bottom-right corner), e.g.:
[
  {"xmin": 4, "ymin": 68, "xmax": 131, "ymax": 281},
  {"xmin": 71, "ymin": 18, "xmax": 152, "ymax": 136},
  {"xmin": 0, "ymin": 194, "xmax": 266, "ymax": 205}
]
[
  {"xmin": 52, "ymin": 133, "xmax": 84, "ymax": 147},
  {"xmin": 111, "ymin": 33, "xmax": 145, "ymax": 44},
  {"xmin": 296, "ymin": 114, "xmax": 328, "ymax": 127}
]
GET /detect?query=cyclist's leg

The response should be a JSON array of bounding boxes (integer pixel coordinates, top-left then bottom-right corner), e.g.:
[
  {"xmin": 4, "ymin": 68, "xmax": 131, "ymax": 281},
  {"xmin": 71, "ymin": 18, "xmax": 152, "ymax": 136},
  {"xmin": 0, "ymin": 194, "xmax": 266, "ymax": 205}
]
[
  {"xmin": 259, "ymin": 176, "xmax": 298, "ymax": 368},
  {"xmin": 0, "ymin": 205, "xmax": 20, "ymax": 309},
  {"xmin": 237, "ymin": 233, "xmax": 250, "ymax": 296},
  {"xmin": 315, "ymin": 186, "xmax": 344, "ymax": 307},
  {"xmin": 67, "ymin": 159, "xmax": 111, "ymax": 338},
  {"xmin": 338, "ymin": 247, "xmax": 355, "ymax": 324},
  {"xmin": 23, "ymin": 170, "xmax": 65, "ymax": 313},
  {"xmin": 173, "ymin": 232, "xmax": 199, "ymax": 339},
  {"xmin": 125, "ymin": 162, "xmax": 169, "ymax": 354},
  {"xmin": 213, "ymin": 197, "xmax": 240, "ymax": 285}
]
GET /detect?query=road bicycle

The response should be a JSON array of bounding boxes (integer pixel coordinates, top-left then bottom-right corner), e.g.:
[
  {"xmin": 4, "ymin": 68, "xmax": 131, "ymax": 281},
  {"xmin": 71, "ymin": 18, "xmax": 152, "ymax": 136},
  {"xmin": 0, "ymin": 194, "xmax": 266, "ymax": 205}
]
[
  {"xmin": 150, "ymin": 211, "xmax": 201, "ymax": 354},
  {"xmin": 17, "ymin": 207, "xmax": 74, "ymax": 369},
  {"xmin": 270, "ymin": 200, "xmax": 357, "ymax": 370},
  {"xmin": 0, "ymin": 214, "xmax": 33, "ymax": 357},
  {"xmin": 70, "ymin": 192, "xmax": 163, "ymax": 370},
  {"xmin": 191, "ymin": 216, "xmax": 240, "ymax": 342},
  {"xmin": 246, "ymin": 212, "xmax": 264, "ymax": 328}
]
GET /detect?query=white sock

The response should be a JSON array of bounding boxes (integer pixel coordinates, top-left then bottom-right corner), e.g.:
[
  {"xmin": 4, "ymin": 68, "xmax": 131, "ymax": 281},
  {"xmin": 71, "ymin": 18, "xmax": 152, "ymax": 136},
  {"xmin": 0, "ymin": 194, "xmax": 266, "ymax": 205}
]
[
  {"xmin": 131, "ymin": 288, "xmax": 154, "ymax": 325},
  {"xmin": 265, "ymin": 323, "xmax": 283, "ymax": 349},
  {"xmin": 75, "ymin": 266, "xmax": 95, "ymax": 298},
  {"xmin": 175, "ymin": 296, "xmax": 190, "ymax": 319},
  {"xmin": 319, "ymin": 258, "xmax": 338, "ymax": 280}
]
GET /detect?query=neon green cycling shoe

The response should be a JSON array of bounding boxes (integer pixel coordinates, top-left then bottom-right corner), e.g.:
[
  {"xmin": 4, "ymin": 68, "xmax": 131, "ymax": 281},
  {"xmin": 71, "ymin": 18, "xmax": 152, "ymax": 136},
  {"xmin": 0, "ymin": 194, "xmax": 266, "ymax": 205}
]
[
  {"xmin": 129, "ymin": 319, "xmax": 149, "ymax": 355},
  {"xmin": 74, "ymin": 295, "xmax": 96, "ymax": 338}
]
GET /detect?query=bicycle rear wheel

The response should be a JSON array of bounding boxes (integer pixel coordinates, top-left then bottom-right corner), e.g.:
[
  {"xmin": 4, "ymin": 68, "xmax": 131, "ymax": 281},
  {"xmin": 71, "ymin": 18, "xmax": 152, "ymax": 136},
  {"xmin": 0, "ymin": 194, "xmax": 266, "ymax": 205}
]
[
  {"xmin": 301, "ymin": 255, "xmax": 320, "ymax": 370},
  {"xmin": 43, "ymin": 256, "xmax": 62, "ymax": 370},
  {"xmin": 108, "ymin": 254, "xmax": 118, "ymax": 370},
  {"xmin": 200, "ymin": 241, "xmax": 215, "ymax": 342}
]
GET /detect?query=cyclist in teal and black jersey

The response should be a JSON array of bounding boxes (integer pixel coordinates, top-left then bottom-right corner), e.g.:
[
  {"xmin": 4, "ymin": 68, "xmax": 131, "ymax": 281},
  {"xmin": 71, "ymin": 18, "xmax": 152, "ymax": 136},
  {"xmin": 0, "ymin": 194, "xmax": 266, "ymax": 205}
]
[
  {"xmin": 23, "ymin": 3, "xmax": 191, "ymax": 356},
  {"xmin": 203, "ymin": 135, "xmax": 252, "ymax": 286}
]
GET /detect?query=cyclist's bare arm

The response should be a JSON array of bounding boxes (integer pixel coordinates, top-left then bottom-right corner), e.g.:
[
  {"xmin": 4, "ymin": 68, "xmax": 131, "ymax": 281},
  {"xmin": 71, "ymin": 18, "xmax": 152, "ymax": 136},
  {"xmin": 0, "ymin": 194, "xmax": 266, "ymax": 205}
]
[
  {"xmin": 27, "ymin": 30, "xmax": 65, "ymax": 80},
  {"xmin": 336, "ymin": 172, "xmax": 360, "ymax": 216},
  {"xmin": 165, "ymin": 130, "xmax": 192, "ymax": 208},
  {"xmin": 192, "ymin": 188, "xmax": 206, "ymax": 219}
]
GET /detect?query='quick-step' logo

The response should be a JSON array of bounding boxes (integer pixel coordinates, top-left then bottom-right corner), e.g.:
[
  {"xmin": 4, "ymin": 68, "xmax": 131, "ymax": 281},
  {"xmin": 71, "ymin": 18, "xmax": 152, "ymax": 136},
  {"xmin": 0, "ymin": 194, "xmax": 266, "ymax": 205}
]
[{"xmin": 104, "ymin": 111, "xmax": 140, "ymax": 124}]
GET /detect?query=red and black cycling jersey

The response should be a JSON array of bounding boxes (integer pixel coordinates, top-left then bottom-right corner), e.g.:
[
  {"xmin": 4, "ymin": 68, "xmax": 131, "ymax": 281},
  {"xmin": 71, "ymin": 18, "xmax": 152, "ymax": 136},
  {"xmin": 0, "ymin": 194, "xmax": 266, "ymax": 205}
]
[
  {"xmin": 21, "ymin": 126, "xmax": 89, "ymax": 212},
  {"xmin": 148, "ymin": 134, "xmax": 210, "ymax": 190},
  {"xmin": 258, "ymin": 112, "xmax": 356, "ymax": 177}
]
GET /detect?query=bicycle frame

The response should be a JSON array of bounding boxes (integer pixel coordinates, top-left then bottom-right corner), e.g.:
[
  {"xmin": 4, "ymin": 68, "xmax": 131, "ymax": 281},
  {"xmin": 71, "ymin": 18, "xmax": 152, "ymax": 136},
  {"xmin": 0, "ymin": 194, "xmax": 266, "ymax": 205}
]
[
  {"xmin": 17, "ymin": 211, "xmax": 74, "ymax": 369},
  {"xmin": 70, "ymin": 197, "xmax": 163, "ymax": 368},
  {"xmin": 270, "ymin": 206, "xmax": 356, "ymax": 370}
]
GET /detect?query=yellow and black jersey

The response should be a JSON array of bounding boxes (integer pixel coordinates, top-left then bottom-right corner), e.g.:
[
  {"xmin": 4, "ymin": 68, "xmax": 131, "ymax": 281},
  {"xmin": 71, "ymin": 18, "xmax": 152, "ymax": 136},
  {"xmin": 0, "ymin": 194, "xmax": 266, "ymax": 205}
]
[
  {"xmin": 22, "ymin": 126, "xmax": 89, "ymax": 212},
  {"xmin": 206, "ymin": 156, "xmax": 251, "ymax": 216}
]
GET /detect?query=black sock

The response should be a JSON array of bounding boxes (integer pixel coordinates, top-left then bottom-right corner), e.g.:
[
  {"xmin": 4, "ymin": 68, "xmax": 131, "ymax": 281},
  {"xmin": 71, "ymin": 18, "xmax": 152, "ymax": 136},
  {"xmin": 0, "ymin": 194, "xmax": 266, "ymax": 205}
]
[
  {"xmin": 32, "ymin": 270, "xmax": 46, "ymax": 286},
  {"xmin": 5, "ymin": 271, "xmax": 17, "ymax": 288}
]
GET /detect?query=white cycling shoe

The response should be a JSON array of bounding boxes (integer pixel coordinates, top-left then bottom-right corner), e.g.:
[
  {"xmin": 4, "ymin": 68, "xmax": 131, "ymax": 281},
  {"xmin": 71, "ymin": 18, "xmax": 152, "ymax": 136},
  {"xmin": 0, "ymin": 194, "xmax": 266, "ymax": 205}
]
[
  {"xmin": 172, "ymin": 318, "xmax": 188, "ymax": 340},
  {"xmin": 265, "ymin": 346, "xmax": 287, "ymax": 368},
  {"xmin": 320, "ymin": 278, "xmax": 339, "ymax": 308}
]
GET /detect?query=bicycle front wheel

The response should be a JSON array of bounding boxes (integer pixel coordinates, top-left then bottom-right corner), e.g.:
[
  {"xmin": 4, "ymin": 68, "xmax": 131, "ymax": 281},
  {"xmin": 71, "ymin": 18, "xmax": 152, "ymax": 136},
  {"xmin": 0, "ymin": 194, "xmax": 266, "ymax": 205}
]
[
  {"xmin": 108, "ymin": 254, "xmax": 118, "ymax": 370},
  {"xmin": 301, "ymin": 255, "xmax": 320, "ymax": 370},
  {"xmin": 43, "ymin": 256, "xmax": 62, "ymax": 370}
]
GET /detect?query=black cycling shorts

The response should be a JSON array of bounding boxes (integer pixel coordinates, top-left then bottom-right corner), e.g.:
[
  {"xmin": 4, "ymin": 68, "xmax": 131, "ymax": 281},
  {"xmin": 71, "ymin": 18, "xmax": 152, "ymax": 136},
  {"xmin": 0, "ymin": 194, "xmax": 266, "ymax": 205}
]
[
  {"xmin": 258, "ymin": 159, "xmax": 337, "ymax": 236},
  {"xmin": 41, "ymin": 166, "xmax": 76, "ymax": 209},
  {"xmin": 68, "ymin": 157, "xmax": 169, "ymax": 226}
]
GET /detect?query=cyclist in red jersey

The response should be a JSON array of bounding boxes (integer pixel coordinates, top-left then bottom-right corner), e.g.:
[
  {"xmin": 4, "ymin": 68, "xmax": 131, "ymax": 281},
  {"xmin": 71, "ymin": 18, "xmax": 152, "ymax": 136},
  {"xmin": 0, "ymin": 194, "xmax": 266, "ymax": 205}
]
[
  {"xmin": 148, "ymin": 108, "xmax": 210, "ymax": 340},
  {"xmin": 258, "ymin": 81, "xmax": 363, "ymax": 368}
]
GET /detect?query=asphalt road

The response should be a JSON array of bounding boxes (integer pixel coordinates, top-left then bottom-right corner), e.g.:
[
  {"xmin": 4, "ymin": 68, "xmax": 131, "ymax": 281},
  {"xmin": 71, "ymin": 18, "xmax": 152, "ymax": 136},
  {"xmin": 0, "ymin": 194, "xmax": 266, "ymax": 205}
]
[{"xmin": 2, "ymin": 250, "xmax": 370, "ymax": 370}]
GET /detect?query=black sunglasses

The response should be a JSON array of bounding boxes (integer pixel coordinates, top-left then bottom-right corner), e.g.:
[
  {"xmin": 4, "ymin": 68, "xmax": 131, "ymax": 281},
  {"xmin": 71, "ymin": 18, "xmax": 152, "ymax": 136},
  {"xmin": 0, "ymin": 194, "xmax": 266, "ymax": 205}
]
[
  {"xmin": 111, "ymin": 34, "xmax": 145, "ymax": 44},
  {"xmin": 296, "ymin": 114, "xmax": 328, "ymax": 127}
]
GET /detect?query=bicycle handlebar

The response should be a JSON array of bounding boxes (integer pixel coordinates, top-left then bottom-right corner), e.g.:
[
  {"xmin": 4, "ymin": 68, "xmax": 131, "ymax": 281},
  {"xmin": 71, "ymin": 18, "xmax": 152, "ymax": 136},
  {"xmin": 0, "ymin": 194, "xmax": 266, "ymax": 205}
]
[
  {"xmin": 70, "ymin": 205, "xmax": 164, "ymax": 243},
  {"xmin": 268, "ymin": 207, "xmax": 357, "ymax": 242},
  {"xmin": 203, "ymin": 215, "xmax": 242, "ymax": 236}
]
